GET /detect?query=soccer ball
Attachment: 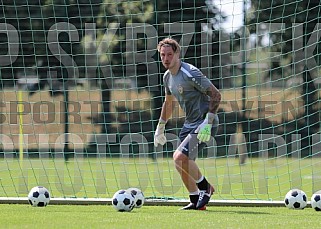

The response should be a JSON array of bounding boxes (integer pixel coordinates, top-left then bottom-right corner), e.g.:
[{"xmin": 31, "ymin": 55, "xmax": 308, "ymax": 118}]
[
  {"xmin": 28, "ymin": 186, "xmax": 50, "ymax": 207},
  {"xmin": 284, "ymin": 189, "xmax": 307, "ymax": 209},
  {"xmin": 112, "ymin": 190, "xmax": 135, "ymax": 212},
  {"xmin": 310, "ymin": 191, "xmax": 321, "ymax": 211},
  {"xmin": 127, "ymin": 188, "xmax": 145, "ymax": 208}
]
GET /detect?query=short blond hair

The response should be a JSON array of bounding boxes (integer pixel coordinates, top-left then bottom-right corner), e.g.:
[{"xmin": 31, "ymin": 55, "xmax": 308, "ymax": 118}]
[{"xmin": 157, "ymin": 38, "xmax": 181, "ymax": 53}]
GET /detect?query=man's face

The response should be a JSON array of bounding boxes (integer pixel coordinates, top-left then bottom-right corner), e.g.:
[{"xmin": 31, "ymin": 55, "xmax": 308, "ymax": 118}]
[{"xmin": 159, "ymin": 45, "xmax": 179, "ymax": 70}]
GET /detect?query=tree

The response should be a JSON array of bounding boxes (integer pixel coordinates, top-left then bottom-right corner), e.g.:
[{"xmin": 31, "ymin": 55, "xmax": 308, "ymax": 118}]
[
  {"xmin": 83, "ymin": 0, "xmax": 155, "ymax": 134},
  {"xmin": 0, "ymin": 0, "xmax": 46, "ymax": 87},
  {"xmin": 248, "ymin": 0, "xmax": 321, "ymax": 148},
  {"xmin": 0, "ymin": 0, "xmax": 101, "ymax": 91},
  {"xmin": 0, "ymin": 0, "xmax": 229, "ymax": 138}
]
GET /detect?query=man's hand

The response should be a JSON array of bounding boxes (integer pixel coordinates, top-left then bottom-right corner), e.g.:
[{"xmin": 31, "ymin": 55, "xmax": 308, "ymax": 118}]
[
  {"xmin": 195, "ymin": 123, "xmax": 212, "ymax": 142},
  {"xmin": 154, "ymin": 123, "xmax": 167, "ymax": 147},
  {"xmin": 195, "ymin": 113, "xmax": 219, "ymax": 142}
]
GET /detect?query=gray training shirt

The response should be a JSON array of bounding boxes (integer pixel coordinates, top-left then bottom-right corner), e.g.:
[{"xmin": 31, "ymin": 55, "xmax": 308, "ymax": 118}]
[{"xmin": 163, "ymin": 61, "xmax": 213, "ymax": 128}]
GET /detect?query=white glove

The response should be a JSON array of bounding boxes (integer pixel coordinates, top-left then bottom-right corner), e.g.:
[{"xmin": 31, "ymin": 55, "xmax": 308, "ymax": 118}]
[
  {"xmin": 154, "ymin": 122, "xmax": 167, "ymax": 147},
  {"xmin": 195, "ymin": 113, "xmax": 219, "ymax": 142}
]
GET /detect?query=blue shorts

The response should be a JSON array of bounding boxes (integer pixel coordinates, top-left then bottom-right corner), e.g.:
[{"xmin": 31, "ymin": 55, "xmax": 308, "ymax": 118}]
[{"xmin": 178, "ymin": 125, "xmax": 218, "ymax": 160}]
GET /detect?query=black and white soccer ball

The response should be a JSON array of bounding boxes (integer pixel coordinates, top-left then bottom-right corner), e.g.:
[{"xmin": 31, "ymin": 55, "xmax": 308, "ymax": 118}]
[
  {"xmin": 28, "ymin": 186, "xmax": 50, "ymax": 207},
  {"xmin": 310, "ymin": 191, "xmax": 321, "ymax": 211},
  {"xmin": 127, "ymin": 188, "xmax": 145, "ymax": 208},
  {"xmin": 284, "ymin": 189, "xmax": 307, "ymax": 209},
  {"xmin": 112, "ymin": 190, "xmax": 135, "ymax": 212}
]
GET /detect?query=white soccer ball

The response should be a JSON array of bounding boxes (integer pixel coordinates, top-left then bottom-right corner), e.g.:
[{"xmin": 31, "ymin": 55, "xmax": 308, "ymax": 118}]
[
  {"xmin": 127, "ymin": 188, "xmax": 145, "ymax": 208},
  {"xmin": 284, "ymin": 189, "xmax": 307, "ymax": 209},
  {"xmin": 28, "ymin": 186, "xmax": 50, "ymax": 207},
  {"xmin": 112, "ymin": 190, "xmax": 135, "ymax": 212},
  {"xmin": 310, "ymin": 191, "xmax": 321, "ymax": 211}
]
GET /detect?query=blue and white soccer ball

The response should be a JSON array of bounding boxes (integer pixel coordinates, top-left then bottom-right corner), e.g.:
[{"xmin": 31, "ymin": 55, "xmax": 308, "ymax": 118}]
[
  {"xmin": 28, "ymin": 186, "xmax": 50, "ymax": 207},
  {"xmin": 284, "ymin": 189, "xmax": 307, "ymax": 209},
  {"xmin": 127, "ymin": 188, "xmax": 145, "ymax": 208},
  {"xmin": 310, "ymin": 191, "xmax": 321, "ymax": 211},
  {"xmin": 112, "ymin": 190, "xmax": 135, "ymax": 212}
]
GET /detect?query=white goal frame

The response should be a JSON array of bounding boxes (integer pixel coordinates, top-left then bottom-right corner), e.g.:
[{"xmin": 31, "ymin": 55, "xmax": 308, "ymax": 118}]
[{"xmin": 0, "ymin": 198, "xmax": 296, "ymax": 207}]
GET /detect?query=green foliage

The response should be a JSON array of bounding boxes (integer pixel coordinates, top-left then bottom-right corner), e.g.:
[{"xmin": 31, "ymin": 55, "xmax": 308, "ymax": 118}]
[
  {"xmin": 92, "ymin": 0, "xmax": 154, "ymax": 66},
  {"xmin": 248, "ymin": 1, "xmax": 321, "ymax": 67},
  {"xmin": 97, "ymin": 0, "xmax": 153, "ymax": 26},
  {"xmin": 248, "ymin": 1, "xmax": 321, "ymax": 133},
  {"xmin": 250, "ymin": 1, "xmax": 308, "ymax": 23}
]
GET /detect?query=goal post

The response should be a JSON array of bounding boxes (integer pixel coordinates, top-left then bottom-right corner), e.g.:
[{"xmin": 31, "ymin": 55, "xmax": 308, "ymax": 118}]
[
  {"xmin": 0, "ymin": 0, "xmax": 321, "ymax": 206},
  {"xmin": 0, "ymin": 197, "xmax": 289, "ymax": 207}
]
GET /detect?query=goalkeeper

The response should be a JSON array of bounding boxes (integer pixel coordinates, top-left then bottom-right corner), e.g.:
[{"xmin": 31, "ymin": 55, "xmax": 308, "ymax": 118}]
[{"xmin": 154, "ymin": 38, "xmax": 221, "ymax": 210}]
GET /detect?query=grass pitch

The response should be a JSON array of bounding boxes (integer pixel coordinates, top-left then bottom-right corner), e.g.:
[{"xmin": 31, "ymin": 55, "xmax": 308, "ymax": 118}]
[
  {"xmin": 0, "ymin": 157, "xmax": 320, "ymax": 201},
  {"xmin": 1, "ymin": 157, "xmax": 321, "ymax": 228},
  {"xmin": 0, "ymin": 204, "xmax": 320, "ymax": 229}
]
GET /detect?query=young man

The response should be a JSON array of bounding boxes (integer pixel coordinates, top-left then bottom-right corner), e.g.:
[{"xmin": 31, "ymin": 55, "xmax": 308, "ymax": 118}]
[{"xmin": 154, "ymin": 38, "xmax": 221, "ymax": 210}]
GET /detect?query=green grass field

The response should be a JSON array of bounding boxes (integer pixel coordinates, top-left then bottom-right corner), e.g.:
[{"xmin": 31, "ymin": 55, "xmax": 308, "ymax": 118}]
[
  {"xmin": 1, "ymin": 157, "xmax": 321, "ymax": 228},
  {"xmin": 1, "ymin": 204, "xmax": 321, "ymax": 229},
  {"xmin": 1, "ymin": 157, "xmax": 321, "ymax": 201}
]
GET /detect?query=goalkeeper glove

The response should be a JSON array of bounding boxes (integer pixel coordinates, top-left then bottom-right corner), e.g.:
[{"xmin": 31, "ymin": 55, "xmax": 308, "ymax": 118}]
[
  {"xmin": 154, "ymin": 119, "xmax": 167, "ymax": 147},
  {"xmin": 195, "ymin": 113, "xmax": 219, "ymax": 142}
]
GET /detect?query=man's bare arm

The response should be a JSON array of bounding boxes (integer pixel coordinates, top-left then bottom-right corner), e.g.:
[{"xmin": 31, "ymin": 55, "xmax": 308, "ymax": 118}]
[
  {"xmin": 159, "ymin": 94, "xmax": 174, "ymax": 122},
  {"xmin": 206, "ymin": 84, "xmax": 221, "ymax": 123}
]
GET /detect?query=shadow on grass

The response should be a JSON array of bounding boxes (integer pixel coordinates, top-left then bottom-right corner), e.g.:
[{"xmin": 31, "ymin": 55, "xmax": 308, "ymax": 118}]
[{"xmin": 205, "ymin": 209, "xmax": 272, "ymax": 215}]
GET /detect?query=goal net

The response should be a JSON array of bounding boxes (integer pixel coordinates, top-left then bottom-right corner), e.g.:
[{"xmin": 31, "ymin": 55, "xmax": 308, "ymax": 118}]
[{"xmin": 0, "ymin": 0, "xmax": 321, "ymax": 204}]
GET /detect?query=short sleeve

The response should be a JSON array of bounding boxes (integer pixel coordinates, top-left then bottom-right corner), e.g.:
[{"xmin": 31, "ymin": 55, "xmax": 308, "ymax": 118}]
[{"xmin": 181, "ymin": 64, "xmax": 212, "ymax": 94}]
